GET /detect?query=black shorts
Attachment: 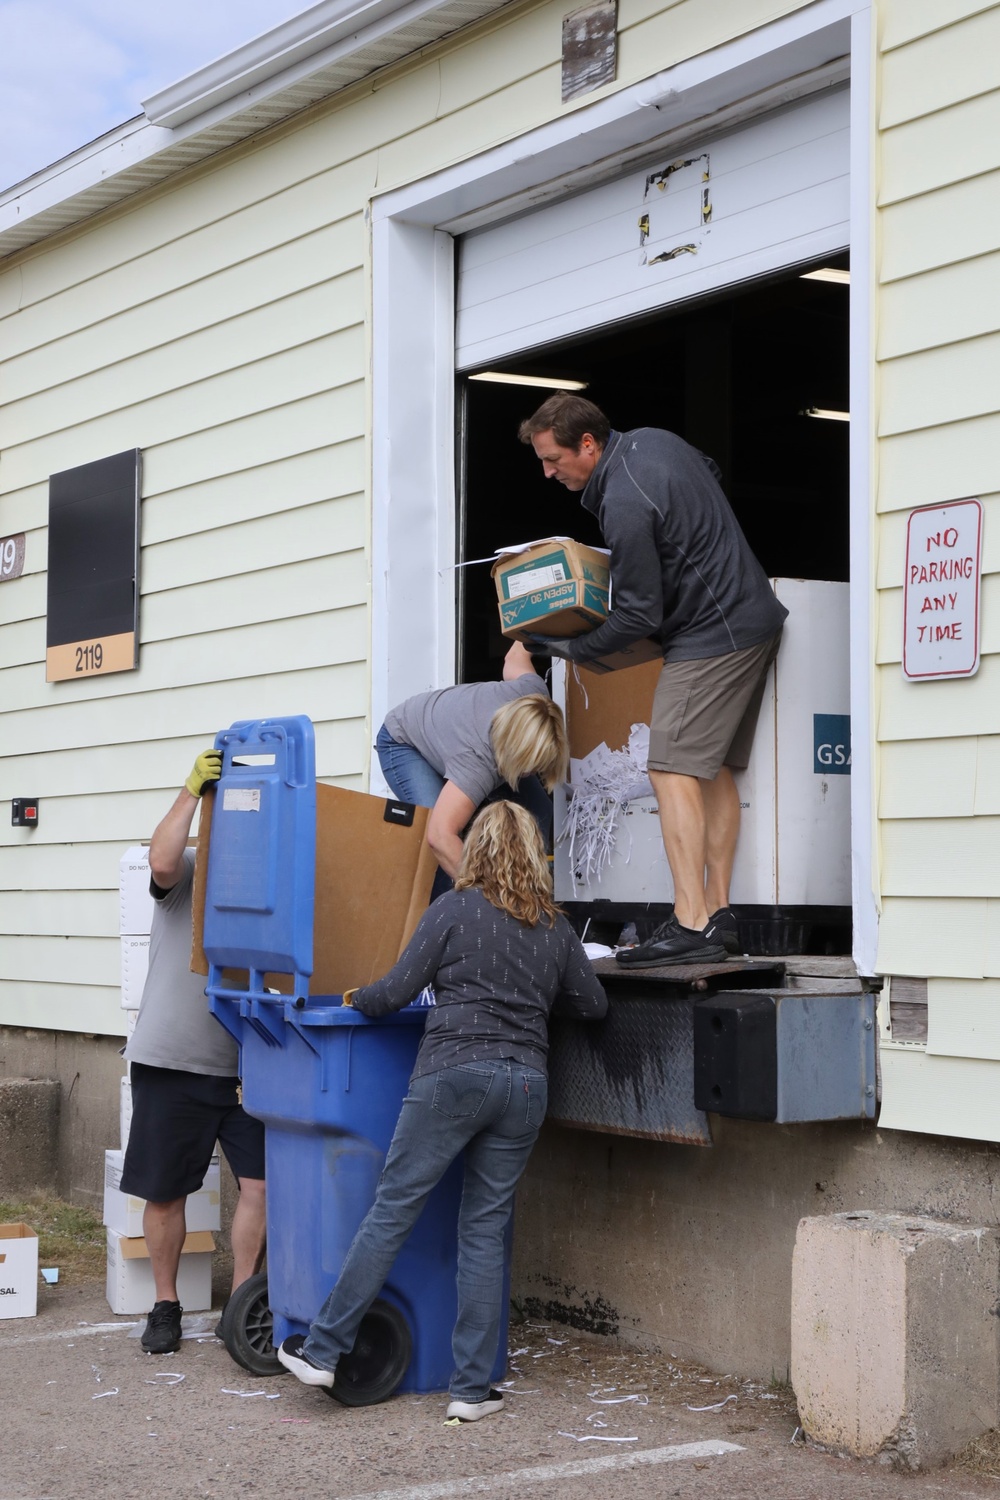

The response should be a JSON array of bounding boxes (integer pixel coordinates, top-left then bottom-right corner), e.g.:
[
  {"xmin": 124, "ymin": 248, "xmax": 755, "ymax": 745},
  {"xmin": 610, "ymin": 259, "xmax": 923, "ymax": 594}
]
[{"xmin": 121, "ymin": 1062, "xmax": 266, "ymax": 1203}]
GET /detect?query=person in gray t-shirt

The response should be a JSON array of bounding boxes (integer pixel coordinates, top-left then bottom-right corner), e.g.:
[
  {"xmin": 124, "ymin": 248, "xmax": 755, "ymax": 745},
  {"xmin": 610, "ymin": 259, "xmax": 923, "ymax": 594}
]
[
  {"xmin": 520, "ymin": 393, "xmax": 787, "ymax": 969},
  {"xmin": 378, "ymin": 641, "xmax": 568, "ymax": 888},
  {"xmin": 121, "ymin": 751, "xmax": 266, "ymax": 1355}
]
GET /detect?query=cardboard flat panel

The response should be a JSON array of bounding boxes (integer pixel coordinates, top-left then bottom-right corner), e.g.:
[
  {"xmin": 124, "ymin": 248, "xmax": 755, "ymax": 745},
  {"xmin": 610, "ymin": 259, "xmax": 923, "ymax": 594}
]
[
  {"xmin": 564, "ymin": 657, "xmax": 661, "ymax": 759},
  {"xmin": 192, "ymin": 782, "xmax": 436, "ymax": 995}
]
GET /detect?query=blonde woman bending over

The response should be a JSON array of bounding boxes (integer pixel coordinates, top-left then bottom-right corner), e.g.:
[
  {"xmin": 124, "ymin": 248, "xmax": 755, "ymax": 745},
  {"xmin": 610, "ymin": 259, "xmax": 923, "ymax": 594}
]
[
  {"xmin": 278, "ymin": 801, "xmax": 608, "ymax": 1420},
  {"xmin": 375, "ymin": 641, "xmax": 568, "ymax": 889}
]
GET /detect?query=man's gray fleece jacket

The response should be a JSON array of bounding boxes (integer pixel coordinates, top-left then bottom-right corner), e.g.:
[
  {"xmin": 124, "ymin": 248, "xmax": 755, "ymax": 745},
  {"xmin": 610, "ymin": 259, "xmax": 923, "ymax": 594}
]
[{"xmin": 562, "ymin": 427, "xmax": 788, "ymax": 664}]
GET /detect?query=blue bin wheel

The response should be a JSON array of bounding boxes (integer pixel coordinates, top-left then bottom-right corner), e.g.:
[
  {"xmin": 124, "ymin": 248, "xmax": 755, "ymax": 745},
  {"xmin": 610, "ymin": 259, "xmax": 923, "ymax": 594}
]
[
  {"xmin": 325, "ymin": 1299, "xmax": 413, "ymax": 1407},
  {"xmin": 221, "ymin": 1271, "xmax": 282, "ymax": 1377}
]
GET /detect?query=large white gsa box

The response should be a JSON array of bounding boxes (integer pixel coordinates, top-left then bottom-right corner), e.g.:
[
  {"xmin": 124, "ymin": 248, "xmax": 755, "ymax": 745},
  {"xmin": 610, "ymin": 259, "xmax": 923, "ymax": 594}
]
[{"xmin": 554, "ymin": 579, "xmax": 851, "ymax": 908}]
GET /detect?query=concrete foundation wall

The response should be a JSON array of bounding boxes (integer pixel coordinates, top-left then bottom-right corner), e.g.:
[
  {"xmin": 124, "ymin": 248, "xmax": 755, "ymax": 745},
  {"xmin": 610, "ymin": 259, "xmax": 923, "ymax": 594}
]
[
  {"xmin": 512, "ymin": 1115, "xmax": 1000, "ymax": 1379},
  {"xmin": 0, "ymin": 1025, "xmax": 126, "ymax": 1209}
]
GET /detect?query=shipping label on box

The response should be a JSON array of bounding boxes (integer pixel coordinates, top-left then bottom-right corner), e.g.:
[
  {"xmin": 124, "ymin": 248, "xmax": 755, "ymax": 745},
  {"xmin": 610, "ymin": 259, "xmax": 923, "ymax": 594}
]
[
  {"xmin": 106, "ymin": 1228, "xmax": 214, "ymax": 1315},
  {"xmin": 119, "ymin": 847, "xmax": 153, "ymax": 936},
  {"xmin": 121, "ymin": 935, "xmax": 150, "ymax": 1010},
  {"xmin": 0, "ymin": 1223, "xmax": 39, "ymax": 1319},
  {"xmin": 104, "ymin": 1149, "xmax": 221, "ymax": 1237},
  {"xmin": 492, "ymin": 540, "xmax": 609, "ymax": 639}
]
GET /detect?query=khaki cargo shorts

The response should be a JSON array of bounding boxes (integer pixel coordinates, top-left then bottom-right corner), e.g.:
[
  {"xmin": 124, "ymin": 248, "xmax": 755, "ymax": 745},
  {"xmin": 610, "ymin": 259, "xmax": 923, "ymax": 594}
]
[{"xmin": 647, "ymin": 629, "xmax": 783, "ymax": 780}]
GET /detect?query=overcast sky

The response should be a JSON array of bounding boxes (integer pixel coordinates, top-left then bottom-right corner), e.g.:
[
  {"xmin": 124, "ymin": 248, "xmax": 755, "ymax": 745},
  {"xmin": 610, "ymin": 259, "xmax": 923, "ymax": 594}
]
[{"xmin": 0, "ymin": 0, "xmax": 312, "ymax": 192}]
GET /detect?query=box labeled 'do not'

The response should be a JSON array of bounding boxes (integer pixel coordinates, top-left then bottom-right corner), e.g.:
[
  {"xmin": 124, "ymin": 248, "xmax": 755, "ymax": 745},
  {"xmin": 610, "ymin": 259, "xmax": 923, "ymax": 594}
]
[
  {"xmin": 103, "ymin": 1149, "xmax": 220, "ymax": 1237},
  {"xmin": 0, "ymin": 1223, "xmax": 39, "ymax": 1319}
]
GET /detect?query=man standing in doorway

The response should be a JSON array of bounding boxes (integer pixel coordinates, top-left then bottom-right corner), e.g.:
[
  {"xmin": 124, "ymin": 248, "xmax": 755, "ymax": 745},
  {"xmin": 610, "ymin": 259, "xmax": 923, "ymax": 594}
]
[
  {"xmin": 121, "ymin": 750, "xmax": 267, "ymax": 1353},
  {"xmin": 519, "ymin": 393, "xmax": 787, "ymax": 967}
]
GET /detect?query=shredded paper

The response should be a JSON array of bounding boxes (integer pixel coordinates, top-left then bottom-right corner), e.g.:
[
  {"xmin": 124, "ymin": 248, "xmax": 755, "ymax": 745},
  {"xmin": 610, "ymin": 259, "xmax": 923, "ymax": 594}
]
[{"xmin": 559, "ymin": 723, "xmax": 653, "ymax": 890}]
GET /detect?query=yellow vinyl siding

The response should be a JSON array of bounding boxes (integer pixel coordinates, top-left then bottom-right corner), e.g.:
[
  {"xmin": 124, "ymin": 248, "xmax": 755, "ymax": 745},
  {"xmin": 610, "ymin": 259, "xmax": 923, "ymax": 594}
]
[
  {"xmin": 878, "ymin": 1049, "xmax": 1000, "ymax": 1138},
  {"xmin": 875, "ymin": 3, "xmax": 1000, "ymax": 1139},
  {"xmin": 926, "ymin": 979, "xmax": 1000, "ymax": 1059}
]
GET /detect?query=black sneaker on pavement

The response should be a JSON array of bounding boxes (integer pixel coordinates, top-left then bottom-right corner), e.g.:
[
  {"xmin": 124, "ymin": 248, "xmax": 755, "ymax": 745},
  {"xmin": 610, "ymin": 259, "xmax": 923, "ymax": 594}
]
[
  {"xmin": 141, "ymin": 1300, "xmax": 183, "ymax": 1354},
  {"xmin": 277, "ymin": 1333, "xmax": 336, "ymax": 1388},
  {"xmin": 703, "ymin": 907, "xmax": 742, "ymax": 955},
  {"xmin": 615, "ymin": 923, "xmax": 727, "ymax": 969},
  {"xmin": 446, "ymin": 1389, "xmax": 505, "ymax": 1422}
]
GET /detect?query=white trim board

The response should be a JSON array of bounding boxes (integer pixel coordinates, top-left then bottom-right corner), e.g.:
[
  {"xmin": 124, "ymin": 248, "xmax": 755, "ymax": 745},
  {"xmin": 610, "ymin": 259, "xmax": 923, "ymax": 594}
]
[{"xmin": 370, "ymin": 0, "xmax": 877, "ymax": 973}]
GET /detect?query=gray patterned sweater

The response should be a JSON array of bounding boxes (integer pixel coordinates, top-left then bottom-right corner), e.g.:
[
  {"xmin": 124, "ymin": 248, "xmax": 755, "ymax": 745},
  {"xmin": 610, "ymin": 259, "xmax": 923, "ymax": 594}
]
[{"xmin": 353, "ymin": 887, "xmax": 608, "ymax": 1078}]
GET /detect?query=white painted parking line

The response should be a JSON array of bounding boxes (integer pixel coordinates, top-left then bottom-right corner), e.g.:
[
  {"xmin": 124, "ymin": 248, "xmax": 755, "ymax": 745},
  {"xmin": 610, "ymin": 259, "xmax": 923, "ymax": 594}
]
[
  {"xmin": 344, "ymin": 1440, "xmax": 745, "ymax": 1500},
  {"xmin": 0, "ymin": 1320, "xmax": 140, "ymax": 1347}
]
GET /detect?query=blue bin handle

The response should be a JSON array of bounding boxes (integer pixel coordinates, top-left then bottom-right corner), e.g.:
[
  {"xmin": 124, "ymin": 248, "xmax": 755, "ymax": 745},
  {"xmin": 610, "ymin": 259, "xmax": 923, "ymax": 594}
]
[{"xmin": 215, "ymin": 718, "xmax": 310, "ymax": 789}]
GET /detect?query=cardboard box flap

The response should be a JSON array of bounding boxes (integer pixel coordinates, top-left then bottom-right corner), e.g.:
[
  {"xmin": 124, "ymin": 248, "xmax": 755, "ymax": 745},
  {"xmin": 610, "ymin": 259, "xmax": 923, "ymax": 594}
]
[
  {"xmin": 0, "ymin": 1222, "xmax": 37, "ymax": 1242},
  {"xmin": 116, "ymin": 1231, "xmax": 215, "ymax": 1261},
  {"xmin": 565, "ymin": 658, "xmax": 662, "ymax": 759},
  {"xmin": 192, "ymin": 782, "xmax": 436, "ymax": 995}
]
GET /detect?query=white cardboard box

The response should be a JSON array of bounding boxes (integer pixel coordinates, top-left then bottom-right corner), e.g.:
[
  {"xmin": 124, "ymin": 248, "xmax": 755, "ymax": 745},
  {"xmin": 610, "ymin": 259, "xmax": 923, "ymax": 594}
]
[
  {"xmin": 554, "ymin": 578, "xmax": 852, "ymax": 908},
  {"xmin": 119, "ymin": 846, "xmax": 154, "ymax": 936},
  {"xmin": 106, "ymin": 1228, "xmax": 214, "ymax": 1315},
  {"xmin": 120, "ymin": 935, "xmax": 150, "ymax": 1010},
  {"xmin": 120, "ymin": 1074, "xmax": 133, "ymax": 1152},
  {"xmin": 0, "ymin": 1223, "xmax": 39, "ymax": 1319},
  {"xmin": 103, "ymin": 1149, "xmax": 221, "ymax": 1237}
]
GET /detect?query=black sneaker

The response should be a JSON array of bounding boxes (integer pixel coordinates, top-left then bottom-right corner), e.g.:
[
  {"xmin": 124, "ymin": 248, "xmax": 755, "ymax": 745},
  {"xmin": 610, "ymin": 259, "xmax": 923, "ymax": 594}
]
[
  {"xmin": 446, "ymin": 1389, "xmax": 505, "ymax": 1422},
  {"xmin": 704, "ymin": 907, "xmax": 741, "ymax": 955},
  {"xmin": 141, "ymin": 1300, "xmax": 183, "ymax": 1354},
  {"xmin": 615, "ymin": 923, "xmax": 727, "ymax": 969},
  {"xmin": 277, "ymin": 1333, "xmax": 336, "ymax": 1388}
]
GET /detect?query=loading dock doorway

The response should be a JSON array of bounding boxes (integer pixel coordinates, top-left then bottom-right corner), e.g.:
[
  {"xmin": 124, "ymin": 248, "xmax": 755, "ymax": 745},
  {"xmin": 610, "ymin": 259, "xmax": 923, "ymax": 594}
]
[{"xmin": 458, "ymin": 262, "xmax": 850, "ymax": 686}]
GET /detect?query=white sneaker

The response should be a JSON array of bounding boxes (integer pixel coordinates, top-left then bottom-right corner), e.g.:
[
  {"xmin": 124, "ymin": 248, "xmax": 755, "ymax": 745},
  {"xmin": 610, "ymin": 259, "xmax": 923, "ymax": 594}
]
[
  {"xmin": 277, "ymin": 1334, "xmax": 336, "ymax": 1388},
  {"xmin": 446, "ymin": 1389, "xmax": 505, "ymax": 1421}
]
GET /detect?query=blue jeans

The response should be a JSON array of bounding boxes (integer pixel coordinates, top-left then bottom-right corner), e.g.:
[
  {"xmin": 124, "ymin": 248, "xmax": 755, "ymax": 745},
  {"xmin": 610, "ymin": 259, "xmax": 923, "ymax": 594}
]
[
  {"xmin": 376, "ymin": 724, "xmax": 446, "ymax": 810},
  {"xmin": 303, "ymin": 1059, "xmax": 547, "ymax": 1399},
  {"xmin": 376, "ymin": 724, "xmax": 452, "ymax": 899}
]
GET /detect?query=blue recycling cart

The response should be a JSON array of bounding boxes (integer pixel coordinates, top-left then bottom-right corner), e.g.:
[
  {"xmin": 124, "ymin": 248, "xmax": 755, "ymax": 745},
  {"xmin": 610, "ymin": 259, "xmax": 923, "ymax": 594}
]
[{"xmin": 203, "ymin": 715, "xmax": 510, "ymax": 1403}]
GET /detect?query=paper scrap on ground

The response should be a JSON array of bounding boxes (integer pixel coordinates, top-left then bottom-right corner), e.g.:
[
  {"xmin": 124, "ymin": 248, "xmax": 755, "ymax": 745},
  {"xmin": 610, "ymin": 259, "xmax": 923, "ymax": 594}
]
[
  {"xmin": 221, "ymin": 1389, "xmax": 281, "ymax": 1399},
  {"xmin": 559, "ymin": 1432, "xmax": 639, "ymax": 1443},
  {"xmin": 145, "ymin": 1372, "xmax": 185, "ymax": 1385},
  {"xmin": 92, "ymin": 1389, "xmax": 119, "ymax": 1399},
  {"xmin": 41, "ymin": 1267, "xmax": 59, "ymax": 1284},
  {"xmin": 686, "ymin": 1394, "xmax": 737, "ymax": 1412},
  {"xmin": 589, "ymin": 1393, "xmax": 649, "ymax": 1406}
]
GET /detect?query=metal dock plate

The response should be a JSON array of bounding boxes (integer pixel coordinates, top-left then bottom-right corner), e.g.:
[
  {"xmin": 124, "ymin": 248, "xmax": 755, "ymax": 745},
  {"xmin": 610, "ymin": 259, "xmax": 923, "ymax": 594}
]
[{"xmin": 547, "ymin": 958, "xmax": 784, "ymax": 1146}]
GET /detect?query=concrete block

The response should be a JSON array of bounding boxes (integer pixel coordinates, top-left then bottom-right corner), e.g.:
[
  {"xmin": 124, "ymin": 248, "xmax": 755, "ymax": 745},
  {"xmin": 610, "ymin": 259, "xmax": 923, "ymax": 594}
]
[
  {"xmin": 0, "ymin": 1078, "xmax": 60, "ymax": 1196},
  {"xmin": 791, "ymin": 1211, "xmax": 1000, "ymax": 1469}
]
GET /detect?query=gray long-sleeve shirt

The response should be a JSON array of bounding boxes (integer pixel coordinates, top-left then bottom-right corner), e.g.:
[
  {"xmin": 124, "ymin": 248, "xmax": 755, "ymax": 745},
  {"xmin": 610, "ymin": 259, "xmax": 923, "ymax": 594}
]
[
  {"xmin": 353, "ymin": 887, "xmax": 608, "ymax": 1078},
  {"xmin": 563, "ymin": 427, "xmax": 787, "ymax": 664}
]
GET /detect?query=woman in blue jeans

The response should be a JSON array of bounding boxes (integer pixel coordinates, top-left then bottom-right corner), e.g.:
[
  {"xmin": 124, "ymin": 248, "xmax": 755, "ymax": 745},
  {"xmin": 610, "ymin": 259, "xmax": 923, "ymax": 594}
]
[
  {"xmin": 277, "ymin": 800, "xmax": 607, "ymax": 1421},
  {"xmin": 376, "ymin": 641, "xmax": 568, "ymax": 895}
]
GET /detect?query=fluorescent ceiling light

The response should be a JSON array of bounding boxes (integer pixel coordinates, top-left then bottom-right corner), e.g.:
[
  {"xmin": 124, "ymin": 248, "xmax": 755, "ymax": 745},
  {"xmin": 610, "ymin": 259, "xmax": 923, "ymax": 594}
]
[
  {"xmin": 801, "ymin": 407, "xmax": 850, "ymax": 422},
  {"xmin": 800, "ymin": 267, "xmax": 850, "ymax": 284},
  {"xmin": 468, "ymin": 372, "xmax": 588, "ymax": 390}
]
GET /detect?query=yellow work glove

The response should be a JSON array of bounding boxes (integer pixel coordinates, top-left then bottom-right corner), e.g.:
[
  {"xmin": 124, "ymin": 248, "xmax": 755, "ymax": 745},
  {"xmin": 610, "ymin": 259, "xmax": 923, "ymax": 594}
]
[
  {"xmin": 342, "ymin": 988, "xmax": 359, "ymax": 1008},
  {"xmin": 185, "ymin": 749, "xmax": 223, "ymax": 798}
]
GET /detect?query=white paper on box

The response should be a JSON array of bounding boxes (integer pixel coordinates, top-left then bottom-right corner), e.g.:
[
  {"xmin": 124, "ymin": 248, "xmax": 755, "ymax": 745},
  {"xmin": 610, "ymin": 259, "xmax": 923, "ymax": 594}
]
[
  {"xmin": 106, "ymin": 1228, "xmax": 213, "ymax": 1315},
  {"xmin": 120, "ymin": 935, "xmax": 150, "ymax": 1010},
  {"xmin": 119, "ymin": 847, "xmax": 153, "ymax": 936},
  {"xmin": 103, "ymin": 1149, "xmax": 221, "ymax": 1236},
  {"xmin": 0, "ymin": 1223, "xmax": 39, "ymax": 1319}
]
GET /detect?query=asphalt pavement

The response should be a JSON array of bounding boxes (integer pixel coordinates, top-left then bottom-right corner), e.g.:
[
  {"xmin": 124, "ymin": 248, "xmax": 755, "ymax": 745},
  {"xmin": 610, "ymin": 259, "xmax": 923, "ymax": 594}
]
[{"xmin": 2, "ymin": 1277, "xmax": 998, "ymax": 1500}]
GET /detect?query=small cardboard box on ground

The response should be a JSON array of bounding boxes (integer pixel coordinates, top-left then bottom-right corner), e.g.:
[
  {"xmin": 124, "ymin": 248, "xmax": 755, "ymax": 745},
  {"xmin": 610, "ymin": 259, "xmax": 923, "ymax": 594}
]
[
  {"xmin": 491, "ymin": 537, "xmax": 661, "ymax": 674},
  {"xmin": 0, "ymin": 1223, "xmax": 39, "ymax": 1319},
  {"xmin": 104, "ymin": 1149, "xmax": 221, "ymax": 1238},
  {"xmin": 106, "ymin": 1229, "xmax": 214, "ymax": 1315},
  {"xmin": 191, "ymin": 782, "xmax": 437, "ymax": 995}
]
